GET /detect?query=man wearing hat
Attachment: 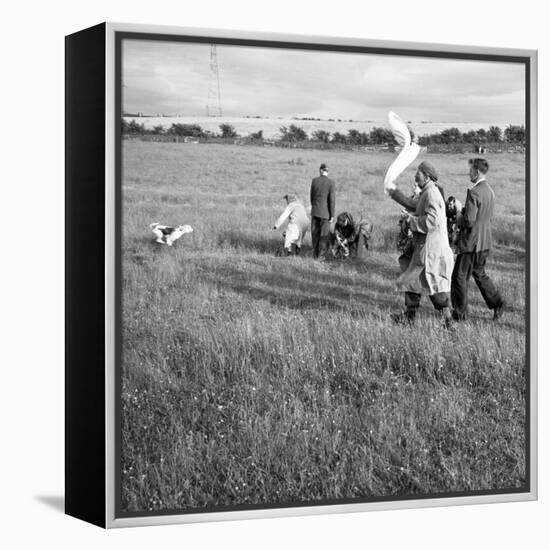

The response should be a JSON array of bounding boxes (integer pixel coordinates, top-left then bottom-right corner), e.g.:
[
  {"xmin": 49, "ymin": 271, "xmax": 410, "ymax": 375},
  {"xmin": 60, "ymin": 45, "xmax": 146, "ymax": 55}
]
[
  {"xmin": 389, "ymin": 161, "xmax": 454, "ymax": 324},
  {"xmin": 388, "ymin": 161, "xmax": 446, "ymax": 276},
  {"xmin": 272, "ymin": 193, "xmax": 310, "ymax": 255},
  {"xmin": 310, "ymin": 163, "xmax": 336, "ymax": 258},
  {"xmin": 451, "ymin": 158, "xmax": 504, "ymax": 320}
]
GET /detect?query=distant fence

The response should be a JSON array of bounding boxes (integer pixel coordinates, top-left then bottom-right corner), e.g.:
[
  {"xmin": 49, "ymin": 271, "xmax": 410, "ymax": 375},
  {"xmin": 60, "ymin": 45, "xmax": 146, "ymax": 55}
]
[
  {"xmin": 422, "ymin": 143, "xmax": 525, "ymax": 154},
  {"xmin": 122, "ymin": 135, "xmax": 525, "ymax": 154},
  {"xmin": 123, "ymin": 134, "xmax": 396, "ymax": 152}
]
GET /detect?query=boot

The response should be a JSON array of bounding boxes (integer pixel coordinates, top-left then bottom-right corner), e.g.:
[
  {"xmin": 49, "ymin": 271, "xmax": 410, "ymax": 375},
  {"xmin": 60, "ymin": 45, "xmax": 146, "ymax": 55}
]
[
  {"xmin": 493, "ymin": 301, "xmax": 505, "ymax": 321},
  {"xmin": 441, "ymin": 307, "xmax": 454, "ymax": 329},
  {"xmin": 391, "ymin": 310, "xmax": 416, "ymax": 325}
]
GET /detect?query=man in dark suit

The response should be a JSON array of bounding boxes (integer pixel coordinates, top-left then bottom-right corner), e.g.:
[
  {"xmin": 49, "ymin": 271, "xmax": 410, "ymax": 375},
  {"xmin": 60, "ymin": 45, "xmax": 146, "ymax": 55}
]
[
  {"xmin": 310, "ymin": 163, "xmax": 335, "ymax": 258},
  {"xmin": 451, "ymin": 158, "xmax": 504, "ymax": 321}
]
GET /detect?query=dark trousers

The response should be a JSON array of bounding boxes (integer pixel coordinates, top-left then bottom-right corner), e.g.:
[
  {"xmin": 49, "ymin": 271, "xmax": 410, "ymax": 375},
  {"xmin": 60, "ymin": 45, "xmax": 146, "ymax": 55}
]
[
  {"xmin": 451, "ymin": 249, "xmax": 503, "ymax": 319},
  {"xmin": 405, "ymin": 291, "xmax": 450, "ymax": 316},
  {"xmin": 311, "ymin": 217, "xmax": 331, "ymax": 258}
]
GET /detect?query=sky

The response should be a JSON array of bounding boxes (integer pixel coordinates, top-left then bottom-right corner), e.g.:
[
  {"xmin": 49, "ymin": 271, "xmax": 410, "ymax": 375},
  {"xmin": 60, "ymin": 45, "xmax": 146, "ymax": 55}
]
[{"xmin": 122, "ymin": 39, "xmax": 525, "ymax": 124}]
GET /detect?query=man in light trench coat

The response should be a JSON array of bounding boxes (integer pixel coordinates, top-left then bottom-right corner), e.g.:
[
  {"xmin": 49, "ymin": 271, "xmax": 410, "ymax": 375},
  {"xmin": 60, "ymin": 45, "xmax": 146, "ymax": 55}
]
[{"xmin": 388, "ymin": 161, "xmax": 454, "ymax": 324}]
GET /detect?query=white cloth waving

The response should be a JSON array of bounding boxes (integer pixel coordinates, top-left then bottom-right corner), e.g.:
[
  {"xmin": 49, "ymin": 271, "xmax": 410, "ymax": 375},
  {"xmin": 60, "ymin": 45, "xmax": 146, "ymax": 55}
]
[{"xmin": 384, "ymin": 112, "xmax": 421, "ymax": 194}]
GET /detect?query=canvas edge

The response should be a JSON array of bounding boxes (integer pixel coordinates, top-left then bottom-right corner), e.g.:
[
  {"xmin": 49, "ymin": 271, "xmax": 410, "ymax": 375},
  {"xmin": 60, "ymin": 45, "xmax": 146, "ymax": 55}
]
[
  {"xmin": 104, "ymin": 21, "xmax": 536, "ymax": 57},
  {"xmin": 108, "ymin": 491, "xmax": 536, "ymax": 529},
  {"xmin": 105, "ymin": 21, "xmax": 117, "ymax": 530},
  {"xmin": 103, "ymin": 21, "xmax": 538, "ymax": 529},
  {"xmin": 528, "ymin": 49, "xmax": 538, "ymax": 502},
  {"xmin": 65, "ymin": 22, "xmax": 108, "ymax": 528}
]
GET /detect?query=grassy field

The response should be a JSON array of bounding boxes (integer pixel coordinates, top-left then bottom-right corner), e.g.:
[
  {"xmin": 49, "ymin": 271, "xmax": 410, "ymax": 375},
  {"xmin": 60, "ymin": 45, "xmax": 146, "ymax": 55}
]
[{"xmin": 120, "ymin": 141, "xmax": 527, "ymax": 513}]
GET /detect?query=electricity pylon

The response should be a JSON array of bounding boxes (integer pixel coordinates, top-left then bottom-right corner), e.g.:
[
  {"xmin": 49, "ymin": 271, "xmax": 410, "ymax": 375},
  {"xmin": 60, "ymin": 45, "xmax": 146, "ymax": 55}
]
[{"xmin": 206, "ymin": 45, "xmax": 222, "ymax": 117}]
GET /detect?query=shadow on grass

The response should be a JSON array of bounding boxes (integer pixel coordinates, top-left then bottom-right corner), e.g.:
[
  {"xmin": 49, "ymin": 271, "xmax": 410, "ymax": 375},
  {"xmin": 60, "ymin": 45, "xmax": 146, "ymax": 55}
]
[
  {"xmin": 217, "ymin": 230, "xmax": 316, "ymax": 256},
  {"xmin": 219, "ymin": 228, "xmax": 398, "ymax": 271},
  {"xmin": 218, "ymin": 229, "xmax": 401, "ymax": 260},
  {"xmin": 123, "ymin": 230, "xmax": 525, "ymax": 329},
  {"xmin": 198, "ymin": 257, "xmax": 401, "ymax": 313},
  {"xmin": 196, "ymin": 251, "xmax": 525, "ymax": 332}
]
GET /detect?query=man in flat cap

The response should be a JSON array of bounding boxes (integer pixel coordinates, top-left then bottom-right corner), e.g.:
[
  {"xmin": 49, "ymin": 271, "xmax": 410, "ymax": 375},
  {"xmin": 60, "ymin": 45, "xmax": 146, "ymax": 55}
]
[
  {"xmin": 451, "ymin": 158, "xmax": 504, "ymax": 320},
  {"xmin": 388, "ymin": 161, "xmax": 454, "ymax": 325},
  {"xmin": 310, "ymin": 163, "xmax": 336, "ymax": 259}
]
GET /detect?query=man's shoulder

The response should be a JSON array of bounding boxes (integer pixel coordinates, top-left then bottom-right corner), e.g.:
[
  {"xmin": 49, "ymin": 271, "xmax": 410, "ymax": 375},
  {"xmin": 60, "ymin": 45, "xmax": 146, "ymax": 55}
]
[
  {"xmin": 471, "ymin": 180, "xmax": 493, "ymax": 199},
  {"xmin": 424, "ymin": 184, "xmax": 443, "ymax": 202},
  {"xmin": 320, "ymin": 175, "xmax": 335, "ymax": 188},
  {"xmin": 425, "ymin": 184, "xmax": 439, "ymax": 196},
  {"xmin": 468, "ymin": 184, "xmax": 481, "ymax": 198},
  {"xmin": 479, "ymin": 180, "xmax": 494, "ymax": 193},
  {"xmin": 312, "ymin": 175, "xmax": 334, "ymax": 186}
]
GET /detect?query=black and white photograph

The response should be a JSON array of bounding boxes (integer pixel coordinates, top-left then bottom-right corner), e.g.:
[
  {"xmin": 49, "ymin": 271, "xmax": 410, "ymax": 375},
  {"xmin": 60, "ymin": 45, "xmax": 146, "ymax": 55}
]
[
  {"xmin": 117, "ymin": 32, "xmax": 531, "ymax": 516},
  {"xmin": 5, "ymin": 0, "xmax": 550, "ymax": 547}
]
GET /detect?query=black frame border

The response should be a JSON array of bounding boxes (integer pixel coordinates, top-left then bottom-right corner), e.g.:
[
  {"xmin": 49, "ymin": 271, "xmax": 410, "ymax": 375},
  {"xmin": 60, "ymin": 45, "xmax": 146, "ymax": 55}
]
[{"xmin": 65, "ymin": 22, "xmax": 107, "ymax": 528}]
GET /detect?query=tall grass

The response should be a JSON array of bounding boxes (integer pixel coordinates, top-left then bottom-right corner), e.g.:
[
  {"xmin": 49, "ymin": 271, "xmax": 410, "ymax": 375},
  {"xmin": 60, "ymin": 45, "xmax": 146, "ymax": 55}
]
[{"xmin": 121, "ymin": 142, "xmax": 527, "ymax": 512}]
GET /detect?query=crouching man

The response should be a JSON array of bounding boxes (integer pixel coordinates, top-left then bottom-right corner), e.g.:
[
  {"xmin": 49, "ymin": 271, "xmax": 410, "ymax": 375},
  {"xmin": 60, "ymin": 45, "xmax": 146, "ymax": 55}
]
[
  {"xmin": 388, "ymin": 161, "xmax": 454, "ymax": 325},
  {"xmin": 332, "ymin": 212, "xmax": 373, "ymax": 259},
  {"xmin": 272, "ymin": 193, "xmax": 310, "ymax": 255}
]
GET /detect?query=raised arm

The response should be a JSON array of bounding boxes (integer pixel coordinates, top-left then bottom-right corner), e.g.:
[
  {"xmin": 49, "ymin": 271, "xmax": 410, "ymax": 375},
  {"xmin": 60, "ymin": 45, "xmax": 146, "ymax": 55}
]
[
  {"xmin": 273, "ymin": 205, "xmax": 292, "ymax": 229},
  {"xmin": 388, "ymin": 187, "xmax": 418, "ymax": 212}
]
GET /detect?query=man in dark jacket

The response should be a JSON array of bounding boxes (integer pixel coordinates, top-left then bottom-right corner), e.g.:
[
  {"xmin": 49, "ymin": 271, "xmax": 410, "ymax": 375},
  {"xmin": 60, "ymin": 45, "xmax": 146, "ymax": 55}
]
[
  {"xmin": 332, "ymin": 212, "xmax": 373, "ymax": 259},
  {"xmin": 451, "ymin": 158, "xmax": 504, "ymax": 320},
  {"xmin": 310, "ymin": 163, "xmax": 336, "ymax": 258}
]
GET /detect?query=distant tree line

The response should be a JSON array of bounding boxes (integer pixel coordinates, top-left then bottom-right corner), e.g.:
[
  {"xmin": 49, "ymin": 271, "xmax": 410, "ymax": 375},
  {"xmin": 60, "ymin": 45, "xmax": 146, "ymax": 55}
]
[
  {"xmin": 417, "ymin": 125, "xmax": 525, "ymax": 146},
  {"xmin": 122, "ymin": 120, "xmax": 240, "ymax": 139},
  {"xmin": 121, "ymin": 119, "xmax": 526, "ymax": 146}
]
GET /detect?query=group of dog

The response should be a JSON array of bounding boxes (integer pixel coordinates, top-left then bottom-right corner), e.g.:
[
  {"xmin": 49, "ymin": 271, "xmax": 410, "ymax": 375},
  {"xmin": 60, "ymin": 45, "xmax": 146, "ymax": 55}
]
[
  {"xmin": 149, "ymin": 216, "xmax": 373, "ymax": 259},
  {"xmin": 149, "ymin": 212, "xmax": 374, "ymax": 259},
  {"xmin": 149, "ymin": 195, "xmax": 460, "ymax": 260}
]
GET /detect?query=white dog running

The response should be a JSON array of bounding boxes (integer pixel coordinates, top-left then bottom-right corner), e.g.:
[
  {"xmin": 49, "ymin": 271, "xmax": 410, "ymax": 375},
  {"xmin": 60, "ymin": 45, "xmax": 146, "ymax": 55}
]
[{"xmin": 150, "ymin": 222, "xmax": 193, "ymax": 246}]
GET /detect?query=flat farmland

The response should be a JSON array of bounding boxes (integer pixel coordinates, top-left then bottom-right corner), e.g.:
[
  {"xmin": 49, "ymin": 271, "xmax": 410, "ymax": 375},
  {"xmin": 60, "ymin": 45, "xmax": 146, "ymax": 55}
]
[
  {"xmin": 122, "ymin": 115, "xmax": 511, "ymax": 140},
  {"xmin": 120, "ymin": 140, "xmax": 527, "ymax": 513}
]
